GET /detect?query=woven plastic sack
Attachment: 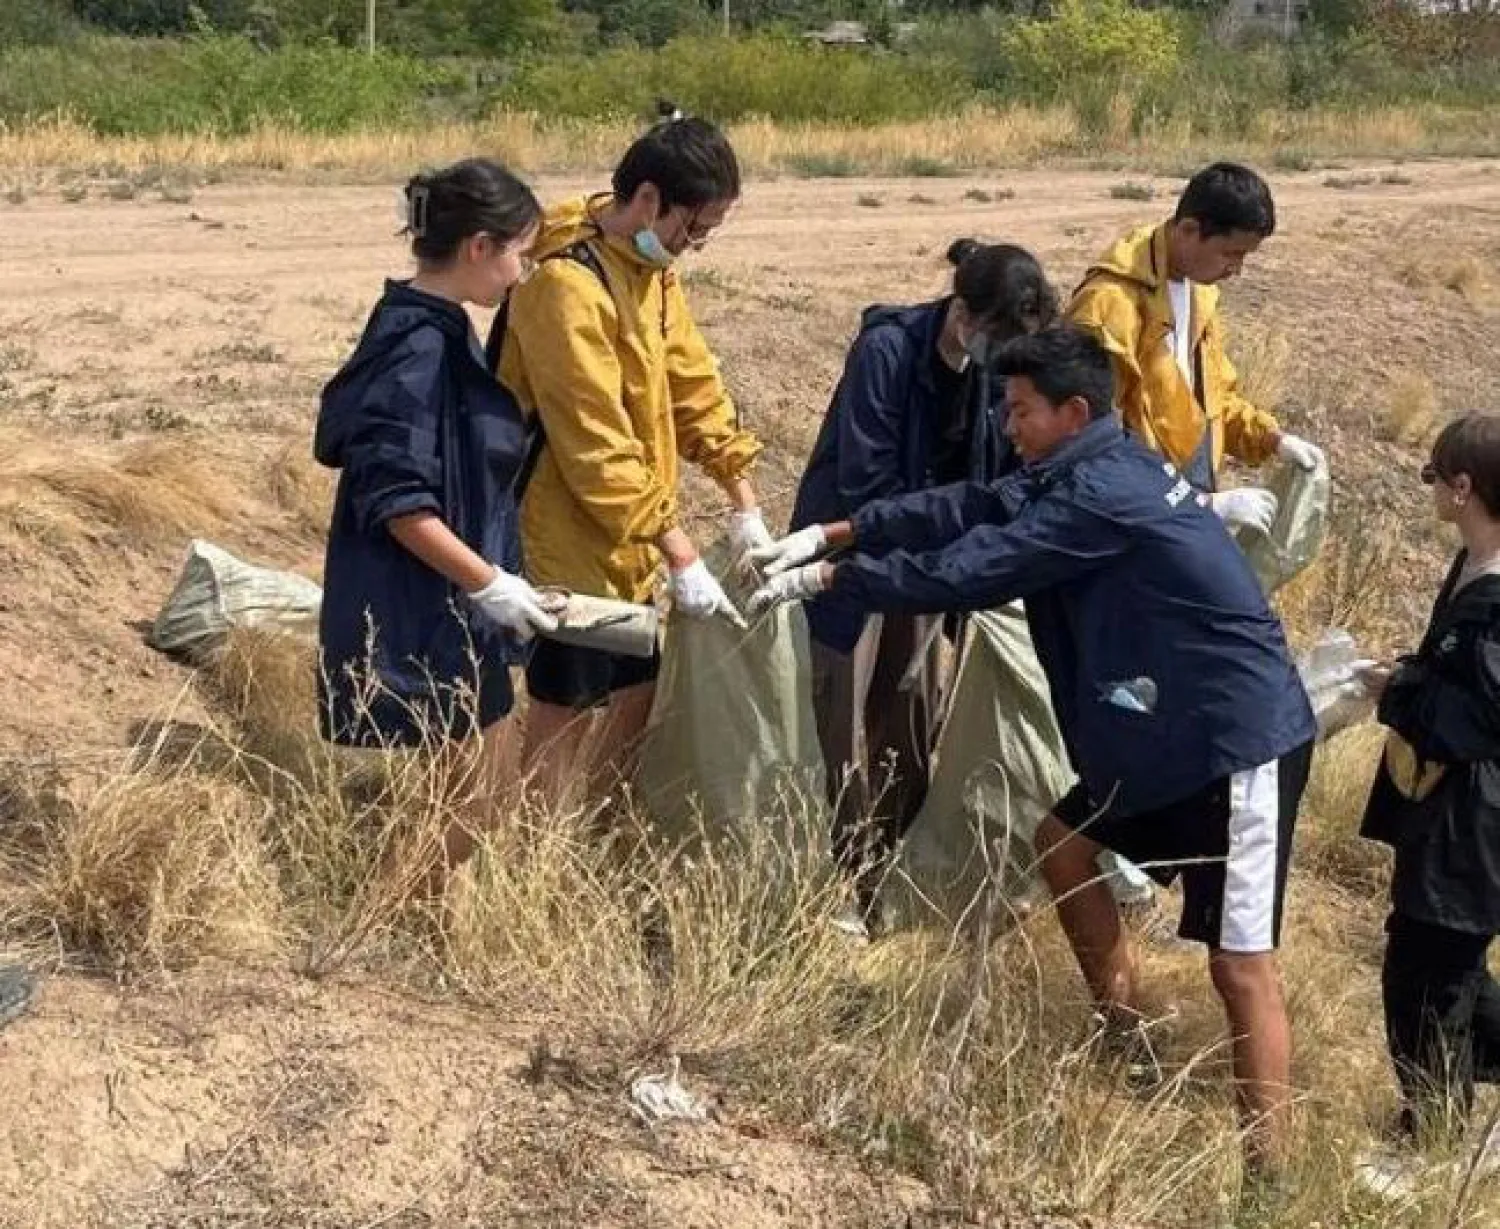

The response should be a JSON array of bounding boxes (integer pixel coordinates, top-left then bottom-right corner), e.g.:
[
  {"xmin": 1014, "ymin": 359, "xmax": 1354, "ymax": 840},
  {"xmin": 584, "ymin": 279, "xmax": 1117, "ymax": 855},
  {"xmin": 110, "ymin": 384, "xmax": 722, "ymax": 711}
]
[
  {"xmin": 888, "ymin": 603, "xmax": 1074, "ymax": 930},
  {"xmin": 148, "ymin": 539, "xmax": 322, "ymax": 659},
  {"xmin": 634, "ymin": 538, "xmax": 826, "ymax": 853},
  {"xmin": 1236, "ymin": 455, "xmax": 1330, "ymax": 594}
]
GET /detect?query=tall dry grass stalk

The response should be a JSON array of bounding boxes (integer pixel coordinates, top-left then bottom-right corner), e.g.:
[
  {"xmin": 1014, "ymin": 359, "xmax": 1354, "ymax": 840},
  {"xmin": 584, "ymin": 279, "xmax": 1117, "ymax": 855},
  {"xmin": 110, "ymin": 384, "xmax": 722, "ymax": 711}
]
[
  {"xmin": 4, "ymin": 628, "xmax": 1500, "ymax": 1223},
  {"xmin": 2, "ymin": 101, "xmax": 1498, "ymax": 178}
]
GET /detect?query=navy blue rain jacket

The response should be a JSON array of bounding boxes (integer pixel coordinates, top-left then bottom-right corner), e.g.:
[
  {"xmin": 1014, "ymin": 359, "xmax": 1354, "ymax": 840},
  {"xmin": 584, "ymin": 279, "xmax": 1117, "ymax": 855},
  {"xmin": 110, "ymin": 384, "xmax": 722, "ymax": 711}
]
[
  {"xmin": 833, "ymin": 417, "xmax": 1316, "ymax": 816},
  {"xmin": 788, "ymin": 299, "xmax": 1009, "ymax": 652},
  {"xmin": 315, "ymin": 280, "xmax": 530, "ymax": 747}
]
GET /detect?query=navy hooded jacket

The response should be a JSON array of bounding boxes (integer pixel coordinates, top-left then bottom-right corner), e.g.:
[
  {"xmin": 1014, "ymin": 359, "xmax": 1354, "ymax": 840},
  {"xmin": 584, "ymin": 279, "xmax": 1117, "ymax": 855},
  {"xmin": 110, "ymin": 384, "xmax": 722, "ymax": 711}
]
[
  {"xmin": 833, "ymin": 417, "xmax": 1316, "ymax": 816},
  {"xmin": 788, "ymin": 299, "xmax": 1009, "ymax": 653},
  {"xmin": 315, "ymin": 280, "xmax": 530, "ymax": 747}
]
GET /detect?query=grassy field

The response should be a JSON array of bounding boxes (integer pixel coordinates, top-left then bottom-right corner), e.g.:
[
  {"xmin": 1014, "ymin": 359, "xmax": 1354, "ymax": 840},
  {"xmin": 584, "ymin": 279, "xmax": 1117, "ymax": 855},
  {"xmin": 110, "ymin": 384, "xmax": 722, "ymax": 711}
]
[{"xmin": 1, "ymin": 160, "xmax": 1499, "ymax": 1226}]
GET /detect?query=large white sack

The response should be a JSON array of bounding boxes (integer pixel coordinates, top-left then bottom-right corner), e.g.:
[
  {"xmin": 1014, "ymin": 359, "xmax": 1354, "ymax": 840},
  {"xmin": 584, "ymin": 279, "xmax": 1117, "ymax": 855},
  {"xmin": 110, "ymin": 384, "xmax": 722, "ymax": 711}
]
[{"xmin": 148, "ymin": 538, "xmax": 322, "ymax": 659}]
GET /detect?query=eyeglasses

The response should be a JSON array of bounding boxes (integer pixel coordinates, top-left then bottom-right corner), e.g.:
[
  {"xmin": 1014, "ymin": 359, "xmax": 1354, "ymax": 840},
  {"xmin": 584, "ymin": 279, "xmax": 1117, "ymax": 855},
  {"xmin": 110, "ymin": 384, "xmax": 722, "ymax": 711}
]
[
  {"xmin": 1421, "ymin": 463, "xmax": 1440, "ymax": 486},
  {"xmin": 676, "ymin": 207, "xmax": 719, "ymax": 249}
]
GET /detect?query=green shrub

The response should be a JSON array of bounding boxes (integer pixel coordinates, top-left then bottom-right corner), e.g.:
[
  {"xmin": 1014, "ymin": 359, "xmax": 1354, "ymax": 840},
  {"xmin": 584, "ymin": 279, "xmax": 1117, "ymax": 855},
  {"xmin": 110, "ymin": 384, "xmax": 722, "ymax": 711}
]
[
  {"xmin": 0, "ymin": 35, "xmax": 466, "ymax": 133},
  {"xmin": 0, "ymin": 0, "xmax": 82, "ymax": 46},
  {"xmin": 499, "ymin": 33, "xmax": 970, "ymax": 122},
  {"xmin": 999, "ymin": 0, "xmax": 1182, "ymax": 100}
]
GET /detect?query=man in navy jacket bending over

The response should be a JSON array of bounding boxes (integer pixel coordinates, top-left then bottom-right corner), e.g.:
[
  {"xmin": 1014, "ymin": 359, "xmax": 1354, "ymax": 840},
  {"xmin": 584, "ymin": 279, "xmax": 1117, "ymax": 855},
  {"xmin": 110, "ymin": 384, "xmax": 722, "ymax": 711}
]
[{"xmin": 749, "ymin": 325, "xmax": 1316, "ymax": 1177}]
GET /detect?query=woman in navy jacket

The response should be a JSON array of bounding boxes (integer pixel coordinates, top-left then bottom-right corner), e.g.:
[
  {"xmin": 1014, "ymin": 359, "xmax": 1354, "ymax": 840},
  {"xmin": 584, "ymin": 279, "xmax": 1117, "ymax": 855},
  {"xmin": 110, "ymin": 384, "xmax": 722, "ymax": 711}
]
[
  {"xmin": 315, "ymin": 158, "xmax": 556, "ymax": 887},
  {"xmin": 775, "ymin": 239, "xmax": 1057, "ymax": 928}
]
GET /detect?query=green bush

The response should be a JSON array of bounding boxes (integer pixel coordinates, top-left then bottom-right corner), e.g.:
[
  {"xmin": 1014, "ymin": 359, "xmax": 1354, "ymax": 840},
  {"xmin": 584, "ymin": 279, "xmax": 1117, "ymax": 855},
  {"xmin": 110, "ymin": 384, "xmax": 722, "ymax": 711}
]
[
  {"xmin": 0, "ymin": 0, "xmax": 83, "ymax": 46},
  {"xmin": 0, "ymin": 35, "xmax": 466, "ymax": 133},
  {"xmin": 499, "ymin": 33, "xmax": 970, "ymax": 122},
  {"xmin": 998, "ymin": 0, "xmax": 1183, "ymax": 99}
]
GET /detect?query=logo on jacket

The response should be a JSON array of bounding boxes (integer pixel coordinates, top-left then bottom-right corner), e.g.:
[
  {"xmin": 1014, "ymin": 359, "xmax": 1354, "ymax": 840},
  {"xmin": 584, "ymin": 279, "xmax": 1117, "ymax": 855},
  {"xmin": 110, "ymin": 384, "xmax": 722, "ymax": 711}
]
[{"xmin": 1100, "ymin": 676, "xmax": 1159, "ymax": 715}]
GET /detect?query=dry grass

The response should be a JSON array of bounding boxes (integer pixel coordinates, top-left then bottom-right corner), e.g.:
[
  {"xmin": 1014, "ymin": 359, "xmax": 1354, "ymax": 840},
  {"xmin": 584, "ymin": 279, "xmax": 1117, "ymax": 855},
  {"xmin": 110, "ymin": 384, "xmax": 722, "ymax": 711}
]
[
  {"xmin": 2, "ymin": 102, "xmax": 1498, "ymax": 179},
  {"xmin": 1229, "ymin": 322, "xmax": 1292, "ymax": 414},
  {"xmin": 1384, "ymin": 372, "xmax": 1442, "ymax": 447},
  {"xmin": 0, "ymin": 428, "xmax": 240, "ymax": 551},
  {"xmin": 3, "ymin": 622, "xmax": 1498, "ymax": 1226},
  {"xmin": 1399, "ymin": 254, "xmax": 1495, "ymax": 307}
]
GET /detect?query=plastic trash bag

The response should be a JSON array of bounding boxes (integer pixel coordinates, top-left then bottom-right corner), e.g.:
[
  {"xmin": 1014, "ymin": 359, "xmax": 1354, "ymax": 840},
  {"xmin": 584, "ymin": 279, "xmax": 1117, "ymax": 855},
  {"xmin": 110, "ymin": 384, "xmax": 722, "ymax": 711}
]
[
  {"xmin": 1235, "ymin": 455, "xmax": 1331, "ymax": 594},
  {"xmin": 887, "ymin": 603, "xmax": 1073, "ymax": 930},
  {"xmin": 634, "ymin": 538, "xmax": 826, "ymax": 852},
  {"xmin": 147, "ymin": 539, "xmax": 322, "ymax": 660}
]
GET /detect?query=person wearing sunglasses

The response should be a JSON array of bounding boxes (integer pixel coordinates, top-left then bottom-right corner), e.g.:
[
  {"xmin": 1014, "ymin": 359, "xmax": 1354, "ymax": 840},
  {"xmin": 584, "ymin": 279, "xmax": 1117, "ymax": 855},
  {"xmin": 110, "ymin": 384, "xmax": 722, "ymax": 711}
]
[
  {"xmin": 495, "ymin": 103, "xmax": 765, "ymax": 810},
  {"xmin": 1360, "ymin": 414, "xmax": 1500, "ymax": 1170}
]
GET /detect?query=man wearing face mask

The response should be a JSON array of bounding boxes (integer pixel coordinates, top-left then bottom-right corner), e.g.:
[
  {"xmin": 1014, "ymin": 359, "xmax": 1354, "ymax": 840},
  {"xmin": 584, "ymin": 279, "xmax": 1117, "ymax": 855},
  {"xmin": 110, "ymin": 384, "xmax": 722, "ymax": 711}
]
[
  {"xmin": 1068, "ymin": 162, "xmax": 1324, "ymax": 535},
  {"xmin": 497, "ymin": 104, "xmax": 765, "ymax": 809},
  {"xmin": 756, "ymin": 240, "xmax": 1057, "ymax": 933}
]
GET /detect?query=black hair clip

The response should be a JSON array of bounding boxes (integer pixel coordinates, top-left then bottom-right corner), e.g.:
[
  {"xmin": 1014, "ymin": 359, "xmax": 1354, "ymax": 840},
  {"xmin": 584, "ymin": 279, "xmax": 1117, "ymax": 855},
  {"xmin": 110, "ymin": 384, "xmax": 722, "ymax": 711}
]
[{"xmin": 408, "ymin": 183, "xmax": 430, "ymax": 239}]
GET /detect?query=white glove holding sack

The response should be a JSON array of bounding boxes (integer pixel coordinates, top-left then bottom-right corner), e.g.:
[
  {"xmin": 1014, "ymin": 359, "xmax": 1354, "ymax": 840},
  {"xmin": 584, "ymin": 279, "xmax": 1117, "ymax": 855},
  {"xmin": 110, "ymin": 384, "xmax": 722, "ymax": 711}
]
[
  {"xmin": 1276, "ymin": 433, "xmax": 1325, "ymax": 473},
  {"xmin": 1210, "ymin": 487, "xmax": 1279, "ymax": 536},
  {"xmin": 670, "ymin": 558, "xmax": 748, "ymax": 629},
  {"xmin": 468, "ymin": 568, "xmax": 560, "ymax": 642},
  {"xmin": 745, "ymin": 525, "xmax": 830, "ymax": 577},
  {"xmin": 728, "ymin": 509, "xmax": 776, "ymax": 560},
  {"xmin": 747, "ymin": 563, "xmax": 831, "ymax": 619}
]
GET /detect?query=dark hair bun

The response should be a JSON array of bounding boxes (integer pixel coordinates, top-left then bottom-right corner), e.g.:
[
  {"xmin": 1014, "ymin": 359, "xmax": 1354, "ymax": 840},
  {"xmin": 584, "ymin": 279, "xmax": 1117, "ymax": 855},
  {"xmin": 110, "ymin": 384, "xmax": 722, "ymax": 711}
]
[
  {"xmin": 655, "ymin": 98, "xmax": 685, "ymax": 122},
  {"xmin": 947, "ymin": 237, "xmax": 982, "ymax": 268}
]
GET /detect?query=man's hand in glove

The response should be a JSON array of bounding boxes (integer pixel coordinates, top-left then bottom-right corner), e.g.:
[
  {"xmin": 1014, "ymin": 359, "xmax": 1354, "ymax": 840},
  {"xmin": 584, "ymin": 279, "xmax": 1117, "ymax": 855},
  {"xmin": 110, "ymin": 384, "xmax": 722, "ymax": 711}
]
[
  {"xmin": 747, "ymin": 563, "xmax": 833, "ymax": 619},
  {"xmin": 1210, "ymin": 487, "xmax": 1279, "ymax": 536},
  {"xmin": 669, "ymin": 558, "xmax": 748, "ymax": 629},
  {"xmin": 1276, "ymin": 433, "xmax": 1325, "ymax": 473}
]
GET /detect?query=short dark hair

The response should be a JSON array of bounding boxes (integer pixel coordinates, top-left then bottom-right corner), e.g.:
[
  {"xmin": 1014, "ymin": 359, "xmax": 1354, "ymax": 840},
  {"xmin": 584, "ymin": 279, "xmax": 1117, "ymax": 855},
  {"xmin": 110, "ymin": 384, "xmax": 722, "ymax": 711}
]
[
  {"xmin": 403, "ymin": 158, "xmax": 540, "ymax": 264},
  {"xmin": 612, "ymin": 104, "xmax": 741, "ymax": 212},
  {"xmin": 946, "ymin": 238, "xmax": 1059, "ymax": 341},
  {"xmin": 1175, "ymin": 162, "xmax": 1276, "ymax": 240},
  {"xmin": 993, "ymin": 325, "xmax": 1115, "ymax": 421},
  {"xmin": 1431, "ymin": 413, "xmax": 1500, "ymax": 517}
]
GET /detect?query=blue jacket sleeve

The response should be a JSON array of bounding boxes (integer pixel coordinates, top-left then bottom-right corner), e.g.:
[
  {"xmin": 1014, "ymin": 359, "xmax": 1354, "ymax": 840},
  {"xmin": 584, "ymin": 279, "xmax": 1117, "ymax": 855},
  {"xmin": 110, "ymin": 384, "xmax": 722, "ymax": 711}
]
[
  {"xmin": 833, "ymin": 494, "xmax": 1129, "ymax": 615},
  {"xmin": 341, "ymin": 337, "xmax": 448, "ymax": 535},
  {"xmin": 852, "ymin": 479, "xmax": 1019, "ymax": 557},
  {"xmin": 834, "ymin": 327, "xmax": 910, "ymax": 509}
]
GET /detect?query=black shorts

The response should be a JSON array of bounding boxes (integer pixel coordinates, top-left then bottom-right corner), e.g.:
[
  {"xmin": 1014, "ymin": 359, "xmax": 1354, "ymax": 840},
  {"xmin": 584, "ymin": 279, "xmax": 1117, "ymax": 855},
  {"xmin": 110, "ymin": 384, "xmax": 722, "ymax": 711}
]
[
  {"xmin": 525, "ymin": 639, "xmax": 661, "ymax": 710},
  {"xmin": 1052, "ymin": 741, "xmax": 1314, "ymax": 952}
]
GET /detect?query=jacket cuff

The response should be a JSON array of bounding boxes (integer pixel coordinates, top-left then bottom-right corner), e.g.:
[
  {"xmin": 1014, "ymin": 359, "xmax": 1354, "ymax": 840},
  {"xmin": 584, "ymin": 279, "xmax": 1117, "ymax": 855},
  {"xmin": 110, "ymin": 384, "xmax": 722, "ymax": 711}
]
[
  {"xmin": 360, "ymin": 488, "xmax": 443, "ymax": 535},
  {"xmin": 694, "ymin": 433, "xmax": 764, "ymax": 486}
]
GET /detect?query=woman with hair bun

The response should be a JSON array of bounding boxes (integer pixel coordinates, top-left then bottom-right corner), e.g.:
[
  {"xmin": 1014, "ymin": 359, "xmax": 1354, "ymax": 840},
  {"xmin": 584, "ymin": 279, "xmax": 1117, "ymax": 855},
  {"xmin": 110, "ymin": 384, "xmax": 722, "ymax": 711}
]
[
  {"xmin": 755, "ymin": 239, "xmax": 1058, "ymax": 931},
  {"xmin": 315, "ymin": 157, "xmax": 552, "ymax": 888}
]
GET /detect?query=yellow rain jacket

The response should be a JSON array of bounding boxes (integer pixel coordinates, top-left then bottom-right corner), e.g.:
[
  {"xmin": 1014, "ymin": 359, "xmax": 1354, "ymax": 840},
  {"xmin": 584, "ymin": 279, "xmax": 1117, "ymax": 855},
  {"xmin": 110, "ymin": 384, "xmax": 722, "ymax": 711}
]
[
  {"xmin": 1067, "ymin": 223, "xmax": 1280, "ymax": 482},
  {"xmin": 499, "ymin": 195, "xmax": 761, "ymax": 602}
]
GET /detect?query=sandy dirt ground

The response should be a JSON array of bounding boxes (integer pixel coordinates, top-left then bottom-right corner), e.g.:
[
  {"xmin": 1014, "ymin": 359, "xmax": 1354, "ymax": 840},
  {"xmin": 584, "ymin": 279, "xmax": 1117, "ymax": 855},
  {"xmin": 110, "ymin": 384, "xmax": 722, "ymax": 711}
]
[{"xmin": 1, "ymin": 159, "xmax": 1499, "ymax": 1225}]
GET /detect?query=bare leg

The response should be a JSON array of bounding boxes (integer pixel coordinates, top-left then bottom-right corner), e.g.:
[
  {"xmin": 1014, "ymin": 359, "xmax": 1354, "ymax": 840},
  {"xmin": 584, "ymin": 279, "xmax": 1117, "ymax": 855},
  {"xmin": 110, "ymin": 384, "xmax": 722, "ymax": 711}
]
[
  {"xmin": 586, "ymin": 680, "xmax": 657, "ymax": 798},
  {"xmin": 521, "ymin": 698, "xmax": 596, "ymax": 812},
  {"xmin": 411, "ymin": 717, "xmax": 522, "ymax": 899},
  {"xmin": 1035, "ymin": 813, "xmax": 1139, "ymax": 1016},
  {"xmin": 1210, "ymin": 949, "xmax": 1293, "ymax": 1173}
]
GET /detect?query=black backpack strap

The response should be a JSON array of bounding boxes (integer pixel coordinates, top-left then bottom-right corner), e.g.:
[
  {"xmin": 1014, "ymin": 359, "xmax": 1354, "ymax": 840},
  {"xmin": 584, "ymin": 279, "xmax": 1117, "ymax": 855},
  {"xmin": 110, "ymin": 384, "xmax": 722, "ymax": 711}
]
[{"xmin": 494, "ymin": 238, "xmax": 612, "ymax": 497}]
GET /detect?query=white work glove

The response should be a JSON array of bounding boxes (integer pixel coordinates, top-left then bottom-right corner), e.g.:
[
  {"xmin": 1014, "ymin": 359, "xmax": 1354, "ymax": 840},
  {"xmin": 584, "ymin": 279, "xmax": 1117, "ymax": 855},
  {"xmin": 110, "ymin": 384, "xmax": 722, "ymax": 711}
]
[
  {"xmin": 1211, "ymin": 487, "xmax": 1279, "ymax": 536},
  {"xmin": 747, "ymin": 563, "xmax": 831, "ymax": 619},
  {"xmin": 728, "ymin": 509, "xmax": 776, "ymax": 560},
  {"xmin": 745, "ymin": 525, "xmax": 830, "ymax": 577},
  {"xmin": 468, "ymin": 568, "xmax": 559, "ymax": 642},
  {"xmin": 1276, "ymin": 433, "xmax": 1325, "ymax": 473},
  {"xmin": 670, "ymin": 558, "xmax": 748, "ymax": 630}
]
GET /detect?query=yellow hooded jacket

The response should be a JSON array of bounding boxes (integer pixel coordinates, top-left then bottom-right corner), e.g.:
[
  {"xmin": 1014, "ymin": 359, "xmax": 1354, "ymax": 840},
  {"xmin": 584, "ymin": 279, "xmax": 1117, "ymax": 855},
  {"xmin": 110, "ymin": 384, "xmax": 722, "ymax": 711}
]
[
  {"xmin": 498, "ymin": 195, "xmax": 761, "ymax": 603},
  {"xmin": 1067, "ymin": 223, "xmax": 1280, "ymax": 480}
]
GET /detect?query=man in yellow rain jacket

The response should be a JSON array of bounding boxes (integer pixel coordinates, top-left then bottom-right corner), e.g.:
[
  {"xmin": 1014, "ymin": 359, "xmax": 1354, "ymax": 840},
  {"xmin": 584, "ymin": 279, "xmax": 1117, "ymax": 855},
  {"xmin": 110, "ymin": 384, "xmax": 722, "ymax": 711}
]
[
  {"xmin": 498, "ymin": 111, "xmax": 767, "ymax": 803},
  {"xmin": 1068, "ymin": 162, "xmax": 1324, "ymax": 535}
]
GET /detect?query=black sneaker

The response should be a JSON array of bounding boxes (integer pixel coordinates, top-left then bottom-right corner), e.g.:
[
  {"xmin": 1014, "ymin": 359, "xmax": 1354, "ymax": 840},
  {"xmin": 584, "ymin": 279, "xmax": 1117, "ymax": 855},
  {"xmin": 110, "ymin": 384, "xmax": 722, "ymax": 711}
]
[{"xmin": 0, "ymin": 966, "xmax": 36, "ymax": 1031}]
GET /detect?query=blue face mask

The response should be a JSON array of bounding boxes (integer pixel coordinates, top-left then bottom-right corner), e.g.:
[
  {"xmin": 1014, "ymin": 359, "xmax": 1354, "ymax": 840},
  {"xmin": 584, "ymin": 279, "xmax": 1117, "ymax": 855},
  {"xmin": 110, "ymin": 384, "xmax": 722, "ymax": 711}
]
[{"xmin": 632, "ymin": 226, "xmax": 674, "ymax": 268}]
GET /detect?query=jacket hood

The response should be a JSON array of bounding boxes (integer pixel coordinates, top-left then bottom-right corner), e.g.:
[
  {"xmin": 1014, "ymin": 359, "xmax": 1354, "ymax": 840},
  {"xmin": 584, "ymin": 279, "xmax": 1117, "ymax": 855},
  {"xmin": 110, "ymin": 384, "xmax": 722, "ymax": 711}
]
[
  {"xmin": 858, "ymin": 299, "xmax": 949, "ymax": 349},
  {"xmin": 314, "ymin": 280, "xmax": 471, "ymax": 468},
  {"xmin": 1085, "ymin": 223, "xmax": 1167, "ymax": 293},
  {"xmin": 533, "ymin": 194, "xmax": 663, "ymax": 271}
]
